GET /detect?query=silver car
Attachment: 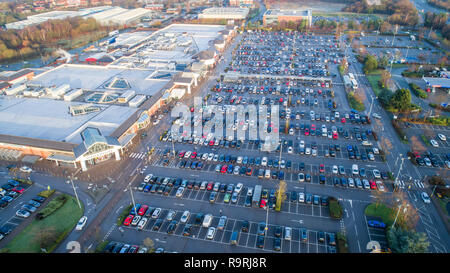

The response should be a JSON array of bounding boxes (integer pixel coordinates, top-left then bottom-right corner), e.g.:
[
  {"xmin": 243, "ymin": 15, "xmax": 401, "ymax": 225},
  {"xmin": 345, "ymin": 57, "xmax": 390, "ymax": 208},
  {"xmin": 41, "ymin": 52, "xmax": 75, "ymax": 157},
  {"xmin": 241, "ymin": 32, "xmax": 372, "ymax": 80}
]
[{"xmin": 217, "ymin": 216, "xmax": 227, "ymax": 230}]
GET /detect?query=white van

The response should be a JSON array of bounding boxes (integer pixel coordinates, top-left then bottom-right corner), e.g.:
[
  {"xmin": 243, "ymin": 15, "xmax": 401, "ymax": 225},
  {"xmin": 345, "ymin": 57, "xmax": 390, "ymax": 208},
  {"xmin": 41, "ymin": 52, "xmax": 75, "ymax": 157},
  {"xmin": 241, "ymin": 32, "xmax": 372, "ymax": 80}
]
[
  {"xmin": 265, "ymin": 169, "xmax": 271, "ymax": 179},
  {"xmin": 261, "ymin": 157, "xmax": 268, "ymax": 166},
  {"xmin": 202, "ymin": 214, "xmax": 213, "ymax": 228},
  {"xmin": 284, "ymin": 227, "xmax": 292, "ymax": 240}
]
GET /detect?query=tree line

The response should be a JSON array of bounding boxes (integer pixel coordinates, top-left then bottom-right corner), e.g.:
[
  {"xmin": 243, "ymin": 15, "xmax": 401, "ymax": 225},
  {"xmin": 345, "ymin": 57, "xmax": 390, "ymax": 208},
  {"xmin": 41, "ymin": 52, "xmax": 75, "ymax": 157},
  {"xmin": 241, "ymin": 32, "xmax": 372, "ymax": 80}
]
[
  {"xmin": 0, "ymin": 17, "xmax": 111, "ymax": 63},
  {"xmin": 343, "ymin": 0, "xmax": 419, "ymax": 26},
  {"xmin": 424, "ymin": 12, "xmax": 450, "ymax": 40},
  {"xmin": 427, "ymin": 0, "xmax": 450, "ymax": 11}
]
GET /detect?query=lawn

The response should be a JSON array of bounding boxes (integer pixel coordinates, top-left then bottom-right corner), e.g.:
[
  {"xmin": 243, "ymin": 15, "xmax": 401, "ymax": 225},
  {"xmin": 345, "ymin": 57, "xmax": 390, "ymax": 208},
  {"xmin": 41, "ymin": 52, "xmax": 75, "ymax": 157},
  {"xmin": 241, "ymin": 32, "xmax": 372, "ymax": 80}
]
[
  {"xmin": 4, "ymin": 194, "xmax": 84, "ymax": 253},
  {"xmin": 366, "ymin": 73, "xmax": 384, "ymax": 97},
  {"xmin": 365, "ymin": 203, "xmax": 396, "ymax": 227}
]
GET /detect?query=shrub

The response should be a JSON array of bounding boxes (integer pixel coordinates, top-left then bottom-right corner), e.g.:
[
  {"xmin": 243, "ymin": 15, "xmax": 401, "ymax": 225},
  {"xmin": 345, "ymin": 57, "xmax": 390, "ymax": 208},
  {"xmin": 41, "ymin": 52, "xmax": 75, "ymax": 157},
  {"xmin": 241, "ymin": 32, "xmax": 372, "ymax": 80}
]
[
  {"xmin": 117, "ymin": 204, "xmax": 133, "ymax": 225},
  {"xmin": 36, "ymin": 195, "xmax": 67, "ymax": 220},
  {"xmin": 38, "ymin": 189, "xmax": 56, "ymax": 198},
  {"xmin": 392, "ymin": 120, "xmax": 407, "ymax": 141},
  {"xmin": 347, "ymin": 92, "xmax": 365, "ymax": 111},
  {"xmin": 427, "ymin": 116, "xmax": 450, "ymax": 126},
  {"xmin": 336, "ymin": 232, "xmax": 349, "ymax": 253},
  {"xmin": 95, "ymin": 240, "xmax": 109, "ymax": 253},
  {"xmin": 14, "ymin": 178, "xmax": 33, "ymax": 185},
  {"xmin": 409, "ymin": 83, "xmax": 428, "ymax": 99},
  {"xmin": 329, "ymin": 197, "xmax": 343, "ymax": 219}
]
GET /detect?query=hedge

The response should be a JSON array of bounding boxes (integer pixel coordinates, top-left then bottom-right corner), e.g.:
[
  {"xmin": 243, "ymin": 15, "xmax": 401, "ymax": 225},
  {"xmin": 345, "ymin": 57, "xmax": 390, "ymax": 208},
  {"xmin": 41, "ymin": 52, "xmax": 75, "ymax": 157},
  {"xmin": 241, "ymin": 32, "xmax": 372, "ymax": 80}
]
[
  {"xmin": 409, "ymin": 83, "xmax": 428, "ymax": 99},
  {"xmin": 117, "ymin": 204, "xmax": 133, "ymax": 226},
  {"xmin": 329, "ymin": 197, "xmax": 343, "ymax": 219},
  {"xmin": 429, "ymin": 103, "xmax": 450, "ymax": 113},
  {"xmin": 38, "ymin": 189, "xmax": 56, "ymax": 198},
  {"xmin": 337, "ymin": 232, "xmax": 349, "ymax": 253},
  {"xmin": 347, "ymin": 92, "xmax": 366, "ymax": 111},
  {"xmin": 36, "ymin": 194, "xmax": 67, "ymax": 220}
]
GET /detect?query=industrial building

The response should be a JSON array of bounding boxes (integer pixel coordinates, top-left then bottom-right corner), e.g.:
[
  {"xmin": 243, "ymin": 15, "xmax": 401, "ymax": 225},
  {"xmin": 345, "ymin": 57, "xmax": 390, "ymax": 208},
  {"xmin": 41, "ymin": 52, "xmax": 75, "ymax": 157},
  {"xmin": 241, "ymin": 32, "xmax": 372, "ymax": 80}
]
[
  {"xmin": 263, "ymin": 9, "xmax": 312, "ymax": 27},
  {"xmin": 0, "ymin": 24, "xmax": 236, "ymax": 171},
  {"xmin": 198, "ymin": 7, "xmax": 249, "ymax": 20}
]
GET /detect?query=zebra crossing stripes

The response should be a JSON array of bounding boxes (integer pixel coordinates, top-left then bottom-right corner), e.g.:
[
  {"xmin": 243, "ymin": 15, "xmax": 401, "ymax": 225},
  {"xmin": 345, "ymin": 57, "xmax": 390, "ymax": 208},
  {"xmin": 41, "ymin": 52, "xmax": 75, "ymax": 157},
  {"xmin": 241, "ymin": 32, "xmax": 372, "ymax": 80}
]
[
  {"xmin": 414, "ymin": 180, "xmax": 425, "ymax": 189},
  {"xmin": 129, "ymin": 153, "xmax": 146, "ymax": 159}
]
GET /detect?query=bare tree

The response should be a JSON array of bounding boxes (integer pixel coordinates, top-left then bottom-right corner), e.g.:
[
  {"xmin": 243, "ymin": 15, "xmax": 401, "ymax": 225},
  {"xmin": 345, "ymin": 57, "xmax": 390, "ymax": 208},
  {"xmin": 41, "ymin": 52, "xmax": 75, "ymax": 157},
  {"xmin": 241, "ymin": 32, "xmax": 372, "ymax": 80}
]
[
  {"xmin": 143, "ymin": 237, "xmax": 155, "ymax": 253},
  {"xmin": 275, "ymin": 180, "xmax": 287, "ymax": 212}
]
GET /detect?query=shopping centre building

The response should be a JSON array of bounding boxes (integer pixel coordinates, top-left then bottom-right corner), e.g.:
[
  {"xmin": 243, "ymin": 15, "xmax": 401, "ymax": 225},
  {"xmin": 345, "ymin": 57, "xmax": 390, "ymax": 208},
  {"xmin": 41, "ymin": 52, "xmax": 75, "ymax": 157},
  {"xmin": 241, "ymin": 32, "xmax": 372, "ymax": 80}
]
[{"xmin": 0, "ymin": 24, "xmax": 236, "ymax": 171}]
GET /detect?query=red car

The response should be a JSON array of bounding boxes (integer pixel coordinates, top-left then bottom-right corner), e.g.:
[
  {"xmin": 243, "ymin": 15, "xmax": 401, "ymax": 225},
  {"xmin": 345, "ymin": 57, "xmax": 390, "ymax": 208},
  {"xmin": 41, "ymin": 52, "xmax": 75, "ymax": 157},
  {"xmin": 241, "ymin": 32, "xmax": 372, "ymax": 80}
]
[
  {"xmin": 332, "ymin": 132, "xmax": 338, "ymax": 140},
  {"xmin": 341, "ymin": 118, "xmax": 346, "ymax": 123},
  {"xmin": 207, "ymin": 182, "xmax": 214, "ymax": 191},
  {"xmin": 304, "ymin": 128, "xmax": 310, "ymax": 136},
  {"xmin": 12, "ymin": 187, "xmax": 25, "ymax": 194},
  {"xmin": 123, "ymin": 215, "xmax": 134, "ymax": 226},
  {"xmin": 209, "ymin": 140, "xmax": 215, "ymax": 146},
  {"xmin": 191, "ymin": 152, "xmax": 197, "ymax": 159},
  {"xmin": 220, "ymin": 165, "xmax": 228, "ymax": 173},
  {"xmin": 178, "ymin": 151, "xmax": 185, "ymax": 158},
  {"xmin": 370, "ymin": 180, "xmax": 377, "ymax": 190},
  {"xmin": 246, "ymin": 168, "xmax": 253, "ymax": 176},
  {"xmin": 138, "ymin": 205, "xmax": 148, "ymax": 216},
  {"xmin": 260, "ymin": 199, "xmax": 267, "ymax": 209},
  {"xmin": 319, "ymin": 164, "xmax": 325, "ymax": 173}
]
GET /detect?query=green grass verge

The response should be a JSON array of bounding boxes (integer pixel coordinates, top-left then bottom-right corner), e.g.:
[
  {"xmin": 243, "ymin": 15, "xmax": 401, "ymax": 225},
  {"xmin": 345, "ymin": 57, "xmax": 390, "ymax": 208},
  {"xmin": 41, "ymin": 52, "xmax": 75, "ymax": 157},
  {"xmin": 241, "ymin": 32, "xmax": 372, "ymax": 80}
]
[
  {"xmin": 347, "ymin": 92, "xmax": 366, "ymax": 111},
  {"xmin": 117, "ymin": 204, "xmax": 133, "ymax": 226},
  {"xmin": 366, "ymin": 74, "xmax": 384, "ymax": 97},
  {"xmin": 4, "ymin": 194, "xmax": 84, "ymax": 253},
  {"xmin": 421, "ymin": 135, "xmax": 430, "ymax": 146},
  {"xmin": 365, "ymin": 203, "xmax": 396, "ymax": 227}
]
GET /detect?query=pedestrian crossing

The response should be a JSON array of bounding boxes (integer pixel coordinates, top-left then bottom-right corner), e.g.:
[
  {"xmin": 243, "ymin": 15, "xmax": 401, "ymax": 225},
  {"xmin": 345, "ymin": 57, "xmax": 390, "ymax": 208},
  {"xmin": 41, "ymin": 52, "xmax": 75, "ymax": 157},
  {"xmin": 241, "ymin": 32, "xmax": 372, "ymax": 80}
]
[
  {"xmin": 413, "ymin": 180, "xmax": 425, "ymax": 189},
  {"xmin": 129, "ymin": 153, "xmax": 147, "ymax": 159}
]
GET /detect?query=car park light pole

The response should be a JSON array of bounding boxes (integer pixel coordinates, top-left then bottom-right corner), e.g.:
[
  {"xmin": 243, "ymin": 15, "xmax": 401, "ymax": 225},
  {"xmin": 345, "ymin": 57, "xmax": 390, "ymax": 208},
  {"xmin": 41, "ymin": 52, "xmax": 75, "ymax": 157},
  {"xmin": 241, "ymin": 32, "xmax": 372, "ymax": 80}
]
[{"xmin": 129, "ymin": 182, "xmax": 137, "ymax": 215}]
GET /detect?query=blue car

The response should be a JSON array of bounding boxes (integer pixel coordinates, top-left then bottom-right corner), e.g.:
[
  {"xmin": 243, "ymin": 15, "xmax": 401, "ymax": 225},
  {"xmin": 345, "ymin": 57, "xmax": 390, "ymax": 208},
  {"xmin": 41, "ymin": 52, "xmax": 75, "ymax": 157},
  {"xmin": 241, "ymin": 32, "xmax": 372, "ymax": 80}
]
[{"xmin": 368, "ymin": 220, "xmax": 386, "ymax": 229}]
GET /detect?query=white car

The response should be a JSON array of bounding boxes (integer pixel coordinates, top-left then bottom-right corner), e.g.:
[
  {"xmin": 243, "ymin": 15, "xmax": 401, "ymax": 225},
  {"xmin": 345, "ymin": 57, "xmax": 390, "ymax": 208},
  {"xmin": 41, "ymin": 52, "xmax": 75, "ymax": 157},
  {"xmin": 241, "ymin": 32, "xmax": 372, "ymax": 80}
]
[
  {"xmin": 234, "ymin": 183, "xmax": 243, "ymax": 194},
  {"xmin": 176, "ymin": 187, "xmax": 185, "ymax": 198},
  {"xmin": 166, "ymin": 210, "xmax": 176, "ymax": 221},
  {"xmin": 372, "ymin": 169, "xmax": 381, "ymax": 179},
  {"xmin": 298, "ymin": 192, "xmax": 305, "ymax": 203},
  {"xmin": 352, "ymin": 164, "xmax": 359, "ymax": 175},
  {"xmin": 430, "ymin": 139, "xmax": 439, "ymax": 147},
  {"xmin": 332, "ymin": 165, "xmax": 338, "ymax": 174},
  {"xmin": 184, "ymin": 151, "xmax": 192, "ymax": 158},
  {"xmin": 16, "ymin": 210, "xmax": 30, "ymax": 218},
  {"xmin": 137, "ymin": 217, "xmax": 148, "ymax": 230},
  {"xmin": 305, "ymin": 147, "xmax": 311, "ymax": 155},
  {"xmin": 76, "ymin": 216, "xmax": 88, "ymax": 230},
  {"xmin": 298, "ymin": 173, "xmax": 305, "ymax": 182},
  {"xmin": 299, "ymin": 140, "xmax": 305, "ymax": 149},
  {"xmin": 131, "ymin": 215, "xmax": 141, "ymax": 226},
  {"xmin": 206, "ymin": 227, "xmax": 216, "ymax": 240},
  {"xmin": 372, "ymin": 113, "xmax": 382, "ymax": 119},
  {"xmin": 20, "ymin": 166, "xmax": 32, "ymax": 173},
  {"xmin": 207, "ymin": 153, "xmax": 214, "ymax": 161},
  {"xmin": 288, "ymin": 146, "xmax": 293, "ymax": 154},
  {"xmin": 261, "ymin": 157, "xmax": 268, "ymax": 166},
  {"xmin": 348, "ymin": 178, "xmax": 355, "ymax": 188},
  {"xmin": 180, "ymin": 210, "xmax": 190, "ymax": 223},
  {"xmin": 144, "ymin": 174, "xmax": 153, "ymax": 183},
  {"xmin": 437, "ymin": 134, "xmax": 447, "ymax": 141},
  {"xmin": 151, "ymin": 208, "xmax": 162, "ymax": 219},
  {"xmin": 376, "ymin": 181, "xmax": 385, "ymax": 192},
  {"xmin": 421, "ymin": 192, "xmax": 431, "ymax": 204}
]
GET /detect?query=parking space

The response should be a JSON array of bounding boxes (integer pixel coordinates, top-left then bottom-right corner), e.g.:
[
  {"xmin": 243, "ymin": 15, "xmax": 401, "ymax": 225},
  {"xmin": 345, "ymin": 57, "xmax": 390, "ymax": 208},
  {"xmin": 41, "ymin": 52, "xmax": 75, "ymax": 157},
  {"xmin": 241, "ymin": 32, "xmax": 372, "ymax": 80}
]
[
  {"xmin": 120, "ymin": 204, "xmax": 336, "ymax": 253},
  {"xmin": 364, "ymin": 216, "xmax": 388, "ymax": 250}
]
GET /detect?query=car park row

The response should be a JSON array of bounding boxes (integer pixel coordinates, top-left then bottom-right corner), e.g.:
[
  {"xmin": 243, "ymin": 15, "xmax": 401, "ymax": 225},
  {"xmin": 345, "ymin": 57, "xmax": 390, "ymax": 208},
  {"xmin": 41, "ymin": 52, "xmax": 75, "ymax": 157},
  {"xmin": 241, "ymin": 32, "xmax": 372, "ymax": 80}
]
[{"xmin": 121, "ymin": 203, "xmax": 337, "ymax": 253}]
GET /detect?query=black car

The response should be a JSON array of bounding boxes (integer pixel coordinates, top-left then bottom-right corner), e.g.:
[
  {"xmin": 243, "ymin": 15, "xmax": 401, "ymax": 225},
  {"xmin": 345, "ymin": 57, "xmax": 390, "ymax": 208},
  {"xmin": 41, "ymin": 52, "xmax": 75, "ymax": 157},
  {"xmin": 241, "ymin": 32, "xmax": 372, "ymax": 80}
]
[
  {"xmin": 32, "ymin": 196, "xmax": 46, "ymax": 203},
  {"xmin": 241, "ymin": 220, "xmax": 249, "ymax": 232},
  {"xmin": 219, "ymin": 183, "xmax": 227, "ymax": 193},
  {"xmin": 111, "ymin": 243, "xmax": 124, "ymax": 253},
  {"xmin": 257, "ymin": 222, "xmax": 266, "ymax": 236},
  {"xmin": 194, "ymin": 213, "xmax": 204, "ymax": 226},
  {"xmin": 321, "ymin": 196, "xmax": 329, "ymax": 206},
  {"xmin": 274, "ymin": 225, "xmax": 282, "ymax": 237},
  {"xmin": 0, "ymin": 225, "xmax": 12, "ymax": 235},
  {"xmin": 152, "ymin": 219, "xmax": 163, "ymax": 231},
  {"xmin": 273, "ymin": 238, "xmax": 281, "ymax": 251},
  {"xmin": 256, "ymin": 235, "xmax": 265, "ymax": 248},
  {"xmin": 327, "ymin": 233, "xmax": 336, "ymax": 246},
  {"xmin": 244, "ymin": 195, "xmax": 252, "ymax": 207},
  {"xmin": 167, "ymin": 220, "xmax": 177, "ymax": 234},
  {"xmin": 103, "ymin": 241, "xmax": 118, "ymax": 253},
  {"xmin": 183, "ymin": 224, "xmax": 192, "ymax": 236},
  {"xmin": 290, "ymin": 191, "xmax": 297, "ymax": 202},
  {"xmin": 318, "ymin": 231, "xmax": 325, "ymax": 243},
  {"xmin": 300, "ymin": 228, "xmax": 308, "ymax": 242}
]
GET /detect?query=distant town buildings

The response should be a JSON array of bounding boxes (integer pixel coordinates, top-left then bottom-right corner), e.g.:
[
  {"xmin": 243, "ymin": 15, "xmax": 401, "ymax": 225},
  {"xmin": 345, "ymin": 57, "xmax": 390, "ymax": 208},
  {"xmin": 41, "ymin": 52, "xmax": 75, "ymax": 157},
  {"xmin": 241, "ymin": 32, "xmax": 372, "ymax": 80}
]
[
  {"xmin": 263, "ymin": 9, "xmax": 312, "ymax": 27},
  {"xmin": 199, "ymin": 7, "xmax": 250, "ymax": 20}
]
